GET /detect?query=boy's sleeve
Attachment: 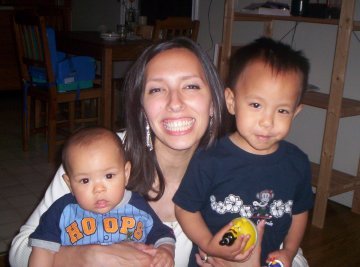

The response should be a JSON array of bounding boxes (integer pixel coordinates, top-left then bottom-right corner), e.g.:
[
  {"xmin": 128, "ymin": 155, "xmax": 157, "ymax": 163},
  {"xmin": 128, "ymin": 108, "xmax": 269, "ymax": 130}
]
[
  {"xmin": 293, "ymin": 155, "xmax": 314, "ymax": 214},
  {"xmin": 173, "ymin": 151, "xmax": 214, "ymax": 212}
]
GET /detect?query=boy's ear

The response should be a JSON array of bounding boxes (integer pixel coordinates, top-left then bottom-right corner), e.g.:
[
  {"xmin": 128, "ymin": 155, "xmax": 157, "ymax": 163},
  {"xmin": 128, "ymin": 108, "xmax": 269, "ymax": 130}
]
[
  {"xmin": 293, "ymin": 104, "xmax": 303, "ymax": 119},
  {"xmin": 124, "ymin": 161, "xmax": 131, "ymax": 186},
  {"xmin": 225, "ymin": 87, "xmax": 236, "ymax": 115},
  {"xmin": 62, "ymin": 174, "xmax": 72, "ymax": 192}
]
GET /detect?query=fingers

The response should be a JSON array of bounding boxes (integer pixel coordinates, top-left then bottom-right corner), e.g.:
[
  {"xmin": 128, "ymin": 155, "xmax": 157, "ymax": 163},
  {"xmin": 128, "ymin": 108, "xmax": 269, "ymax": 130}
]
[
  {"xmin": 195, "ymin": 253, "xmax": 214, "ymax": 266},
  {"xmin": 256, "ymin": 219, "xmax": 266, "ymax": 245}
]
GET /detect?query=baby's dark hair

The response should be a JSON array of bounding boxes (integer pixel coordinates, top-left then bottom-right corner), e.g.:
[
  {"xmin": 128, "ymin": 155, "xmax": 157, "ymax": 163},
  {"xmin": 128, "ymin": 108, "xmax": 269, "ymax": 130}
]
[
  {"xmin": 62, "ymin": 126, "xmax": 124, "ymax": 174},
  {"xmin": 227, "ymin": 37, "xmax": 310, "ymax": 102}
]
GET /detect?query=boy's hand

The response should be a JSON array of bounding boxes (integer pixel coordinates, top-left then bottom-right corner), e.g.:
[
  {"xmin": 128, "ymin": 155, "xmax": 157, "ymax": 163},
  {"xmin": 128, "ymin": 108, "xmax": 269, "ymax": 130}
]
[
  {"xmin": 266, "ymin": 249, "xmax": 292, "ymax": 267},
  {"xmin": 203, "ymin": 221, "xmax": 255, "ymax": 262},
  {"xmin": 196, "ymin": 220, "xmax": 265, "ymax": 267}
]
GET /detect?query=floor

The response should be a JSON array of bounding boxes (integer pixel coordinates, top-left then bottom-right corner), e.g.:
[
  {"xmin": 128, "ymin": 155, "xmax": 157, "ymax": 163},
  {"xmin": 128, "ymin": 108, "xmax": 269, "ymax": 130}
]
[{"xmin": 0, "ymin": 90, "xmax": 58, "ymax": 255}]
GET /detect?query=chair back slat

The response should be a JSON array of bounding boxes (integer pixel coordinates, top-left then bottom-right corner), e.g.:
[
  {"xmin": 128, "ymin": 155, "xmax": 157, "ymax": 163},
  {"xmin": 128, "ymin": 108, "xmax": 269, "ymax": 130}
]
[
  {"xmin": 13, "ymin": 11, "xmax": 56, "ymax": 85},
  {"xmin": 152, "ymin": 17, "xmax": 199, "ymax": 42}
]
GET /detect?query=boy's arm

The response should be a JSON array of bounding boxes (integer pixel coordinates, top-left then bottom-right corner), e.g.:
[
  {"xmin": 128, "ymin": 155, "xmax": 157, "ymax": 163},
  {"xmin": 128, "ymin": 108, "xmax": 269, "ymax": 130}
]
[
  {"xmin": 175, "ymin": 205, "xmax": 252, "ymax": 261},
  {"xmin": 29, "ymin": 247, "xmax": 55, "ymax": 267},
  {"xmin": 267, "ymin": 211, "xmax": 308, "ymax": 266},
  {"xmin": 174, "ymin": 205, "xmax": 213, "ymax": 251},
  {"xmin": 283, "ymin": 212, "xmax": 308, "ymax": 257}
]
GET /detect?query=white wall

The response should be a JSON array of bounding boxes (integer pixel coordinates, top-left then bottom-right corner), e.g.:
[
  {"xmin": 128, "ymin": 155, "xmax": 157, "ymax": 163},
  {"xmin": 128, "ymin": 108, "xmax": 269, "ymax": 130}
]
[{"xmin": 197, "ymin": 0, "xmax": 360, "ymax": 207}]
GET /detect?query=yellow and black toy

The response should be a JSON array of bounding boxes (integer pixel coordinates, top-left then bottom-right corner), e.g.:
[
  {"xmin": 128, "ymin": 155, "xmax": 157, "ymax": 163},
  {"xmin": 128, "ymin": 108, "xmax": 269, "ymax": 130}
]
[{"xmin": 219, "ymin": 217, "xmax": 257, "ymax": 252}]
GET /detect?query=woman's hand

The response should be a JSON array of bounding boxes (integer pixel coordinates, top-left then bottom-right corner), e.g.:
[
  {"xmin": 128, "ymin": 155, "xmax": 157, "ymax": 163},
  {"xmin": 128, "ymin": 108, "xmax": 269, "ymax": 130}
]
[
  {"xmin": 195, "ymin": 220, "xmax": 265, "ymax": 267},
  {"xmin": 53, "ymin": 242, "xmax": 153, "ymax": 267}
]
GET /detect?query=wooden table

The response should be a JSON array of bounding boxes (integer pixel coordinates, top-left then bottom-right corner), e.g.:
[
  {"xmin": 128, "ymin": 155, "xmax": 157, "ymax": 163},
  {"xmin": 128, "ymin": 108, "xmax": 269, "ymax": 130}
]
[{"xmin": 57, "ymin": 31, "xmax": 152, "ymax": 128}]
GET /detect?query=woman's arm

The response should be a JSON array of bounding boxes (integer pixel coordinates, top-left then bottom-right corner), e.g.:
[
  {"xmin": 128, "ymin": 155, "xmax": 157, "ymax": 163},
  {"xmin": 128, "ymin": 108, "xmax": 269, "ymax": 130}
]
[
  {"xmin": 29, "ymin": 247, "xmax": 55, "ymax": 267},
  {"xmin": 53, "ymin": 242, "xmax": 153, "ymax": 267},
  {"xmin": 9, "ymin": 165, "xmax": 70, "ymax": 267}
]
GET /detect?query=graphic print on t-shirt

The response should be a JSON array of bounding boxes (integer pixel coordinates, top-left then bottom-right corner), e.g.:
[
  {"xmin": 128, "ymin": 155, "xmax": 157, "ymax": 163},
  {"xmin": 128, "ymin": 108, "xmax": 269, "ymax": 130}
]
[{"xmin": 210, "ymin": 190, "xmax": 293, "ymax": 226}]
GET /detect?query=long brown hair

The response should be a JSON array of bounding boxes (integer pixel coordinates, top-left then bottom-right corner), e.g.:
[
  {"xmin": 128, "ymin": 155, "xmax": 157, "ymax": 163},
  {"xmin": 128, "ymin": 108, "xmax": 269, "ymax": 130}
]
[{"xmin": 123, "ymin": 37, "xmax": 226, "ymax": 201}]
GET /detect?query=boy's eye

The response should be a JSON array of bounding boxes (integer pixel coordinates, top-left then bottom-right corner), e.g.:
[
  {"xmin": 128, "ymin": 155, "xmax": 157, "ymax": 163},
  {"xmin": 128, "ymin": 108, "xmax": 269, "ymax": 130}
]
[
  {"xmin": 106, "ymin": 173, "xmax": 114, "ymax": 179},
  {"xmin": 80, "ymin": 178, "xmax": 89, "ymax": 184},
  {"xmin": 250, "ymin": 103, "xmax": 261, "ymax": 109},
  {"xmin": 278, "ymin": 109, "xmax": 290, "ymax": 114}
]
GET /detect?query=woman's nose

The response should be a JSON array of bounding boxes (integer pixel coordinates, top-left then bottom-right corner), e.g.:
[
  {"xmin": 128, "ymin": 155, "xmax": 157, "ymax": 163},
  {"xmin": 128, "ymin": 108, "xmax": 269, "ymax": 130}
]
[{"xmin": 167, "ymin": 90, "xmax": 184, "ymax": 112}]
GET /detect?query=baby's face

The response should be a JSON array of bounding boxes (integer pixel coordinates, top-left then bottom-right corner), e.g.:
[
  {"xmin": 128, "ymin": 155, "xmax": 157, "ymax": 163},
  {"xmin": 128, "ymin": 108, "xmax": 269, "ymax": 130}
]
[
  {"xmin": 225, "ymin": 60, "xmax": 303, "ymax": 155},
  {"xmin": 64, "ymin": 138, "xmax": 131, "ymax": 214}
]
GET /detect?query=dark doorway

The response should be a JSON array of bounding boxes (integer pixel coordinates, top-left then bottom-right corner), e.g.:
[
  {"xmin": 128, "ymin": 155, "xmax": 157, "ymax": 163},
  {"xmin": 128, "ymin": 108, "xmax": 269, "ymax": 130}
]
[{"xmin": 139, "ymin": 0, "xmax": 192, "ymax": 25}]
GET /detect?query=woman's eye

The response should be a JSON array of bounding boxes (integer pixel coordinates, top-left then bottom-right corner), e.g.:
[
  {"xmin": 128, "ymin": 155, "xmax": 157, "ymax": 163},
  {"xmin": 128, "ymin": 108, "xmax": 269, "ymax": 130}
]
[
  {"xmin": 148, "ymin": 87, "xmax": 161, "ymax": 94},
  {"xmin": 80, "ymin": 178, "xmax": 89, "ymax": 184},
  {"xmin": 250, "ymin": 103, "xmax": 261, "ymax": 109},
  {"xmin": 106, "ymin": 173, "xmax": 114, "ymax": 179},
  {"xmin": 185, "ymin": 84, "xmax": 200, "ymax": 90}
]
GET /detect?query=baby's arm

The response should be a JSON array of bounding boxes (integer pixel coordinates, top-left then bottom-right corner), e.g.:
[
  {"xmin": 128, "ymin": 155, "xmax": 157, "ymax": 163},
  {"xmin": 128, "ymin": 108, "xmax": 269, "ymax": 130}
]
[
  {"xmin": 29, "ymin": 247, "xmax": 55, "ymax": 267},
  {"xmin": 175, "ymin": 205, "xmax": 252, "ymax": 261},
  {"xmin": 267, "ymin": 211, "xmax": 308, "ymax": 267}
]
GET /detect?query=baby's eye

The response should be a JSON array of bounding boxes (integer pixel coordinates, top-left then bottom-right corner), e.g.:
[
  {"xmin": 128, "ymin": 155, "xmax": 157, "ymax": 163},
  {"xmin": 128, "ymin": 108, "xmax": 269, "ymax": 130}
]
[
  {"xmin": 80, "ymin": 178, "xmax": 89, "ymax": 184},
  {"xmin": 185, "ymin": 84, "xmax": 200, "ymax": 90},
  {"xmin": 278, "ymin": 109, "xmax": 290, "ymax": 114},
  {"xmin": 250, "ymin": 103, "xmax": 261, "ymax": 109},
  {"xmin": 105, "ymin": 173, "xmax": 114, "ymax": 179}
]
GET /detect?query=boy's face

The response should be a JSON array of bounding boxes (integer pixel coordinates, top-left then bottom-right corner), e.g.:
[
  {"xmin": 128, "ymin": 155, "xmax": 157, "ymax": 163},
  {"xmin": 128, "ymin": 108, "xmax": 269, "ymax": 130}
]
[
  {"xmin": 225, "ymin": 60, "xmax": 303, "ymax": 155},
  {"xmin": 63, "ymin": 138, "xmax": 131, "ymax": 214}
]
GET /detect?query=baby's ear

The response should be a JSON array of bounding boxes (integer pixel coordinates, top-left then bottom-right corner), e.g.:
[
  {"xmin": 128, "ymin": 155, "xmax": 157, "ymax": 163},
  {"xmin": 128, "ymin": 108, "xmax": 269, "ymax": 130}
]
[
  {"xmin": 225, "ymin": 87, "xmax": 236, "ymax": 115},
  {"xmin": 62, "ymin": 174, "xmax": 72, "ymax": 192},
  {"xmin": 124, "ymin": 161, "xmax": 132, "ymax": 186}
]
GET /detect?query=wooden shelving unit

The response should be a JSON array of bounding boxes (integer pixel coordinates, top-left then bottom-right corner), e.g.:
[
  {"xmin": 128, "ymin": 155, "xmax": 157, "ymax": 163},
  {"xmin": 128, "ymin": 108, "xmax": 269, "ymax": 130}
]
[{"xmin": 220, "ymin": 0, "xmax": 360, "ymax": 228}]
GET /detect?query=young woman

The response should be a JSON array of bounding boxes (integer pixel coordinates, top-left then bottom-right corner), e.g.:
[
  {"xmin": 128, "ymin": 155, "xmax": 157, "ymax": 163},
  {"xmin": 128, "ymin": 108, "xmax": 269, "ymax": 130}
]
[{"xmin": 10, "ymin": 37, "xmax": 263, "ymax": 267}]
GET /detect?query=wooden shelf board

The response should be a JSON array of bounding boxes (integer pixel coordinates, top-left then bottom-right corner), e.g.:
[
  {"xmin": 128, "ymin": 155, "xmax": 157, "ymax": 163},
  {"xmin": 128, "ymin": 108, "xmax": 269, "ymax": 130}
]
[
  {"xmin": 234, "ymin": 12, "xmax": 360, "ymax": 31},
  {"xmin": 310, "ymin": 162, "xmax": 360, "ymax": 196},
  {"xmin": 302, "ymin": 91, "xmax": 360, "ymax": 117},
  {"xmin": 354, "ymin": 21, "xmax": 360, "ymax": 31}
]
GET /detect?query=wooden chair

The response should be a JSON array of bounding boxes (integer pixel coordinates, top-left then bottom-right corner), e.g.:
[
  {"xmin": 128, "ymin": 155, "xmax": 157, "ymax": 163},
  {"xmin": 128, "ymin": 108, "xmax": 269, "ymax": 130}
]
[
  {"xmin": 13, "ymin": 11, "xmax": 103, "ymax": 162},
  {"xmin": 37, "ymin": 6, "xmax": 72, "ymax": 32},
  {"xmin": 152, "ymin": 17, "xmax": 200, "ymax": 42}
]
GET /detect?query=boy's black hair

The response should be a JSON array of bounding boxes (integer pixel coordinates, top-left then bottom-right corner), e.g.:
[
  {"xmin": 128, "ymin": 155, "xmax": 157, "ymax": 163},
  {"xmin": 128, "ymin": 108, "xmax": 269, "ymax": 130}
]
[{"xmin": 227, "ymin": 37, "xmax": 310, "ymax": 102}]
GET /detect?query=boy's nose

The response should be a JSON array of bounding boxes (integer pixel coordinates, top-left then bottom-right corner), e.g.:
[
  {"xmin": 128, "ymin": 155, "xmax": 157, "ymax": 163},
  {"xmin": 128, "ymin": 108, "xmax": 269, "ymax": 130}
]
[{"xmin": 259, "ymin": 113, "xmax": 274, "ymax": 128}]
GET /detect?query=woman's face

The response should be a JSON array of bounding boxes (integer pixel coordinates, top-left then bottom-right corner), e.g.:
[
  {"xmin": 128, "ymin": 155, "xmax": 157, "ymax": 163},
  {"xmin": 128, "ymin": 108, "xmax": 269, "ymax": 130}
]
[{"xmin": 143, "ymin": 48, "xmax": 213, "ymax": 152}]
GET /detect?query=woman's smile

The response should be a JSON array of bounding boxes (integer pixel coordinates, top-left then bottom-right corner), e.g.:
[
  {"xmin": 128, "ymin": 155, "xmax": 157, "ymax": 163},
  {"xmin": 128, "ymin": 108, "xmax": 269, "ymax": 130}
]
[{"xmin": 163, "ymin": 118, "xmax": 195, "ymax": 134}]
